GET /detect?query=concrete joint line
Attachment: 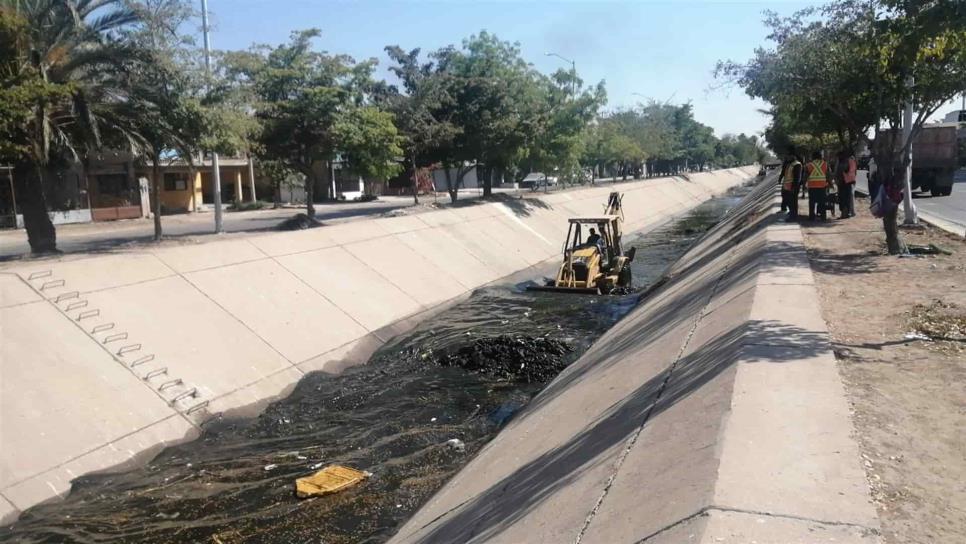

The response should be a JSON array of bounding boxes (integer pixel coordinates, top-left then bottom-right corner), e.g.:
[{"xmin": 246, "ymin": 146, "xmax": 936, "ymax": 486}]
[
  {"xmin": 269, "ymin": 254, "xmax": 373, "ymax": 334},
  {"xmin": 180, "ymin": 273, "xmax": 299, "ymax": 368},
  {"xmin": 1, "ymin": 413, "xmax": 189, "ymax": 490},
  {"xmin": 16, "ymin": 273, "xmax": 199, "ymax": 431},
  {"xmin": 198, "ymin": 362, "xmax": 307, "ymax": 420},
  {"xmin": 635, "ymin": 504, "xmax": 880, "ymax": 543},
  {"xmin": 574, "ymin": 243, "xmax": 744, "ymax": 544},
  {"xmin": 0, "ymin": 493, "xmax": 16, "ymax": 515}
]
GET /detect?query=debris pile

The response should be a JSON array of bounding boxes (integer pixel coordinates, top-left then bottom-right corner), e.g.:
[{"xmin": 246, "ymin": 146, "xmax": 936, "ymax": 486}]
[
  {"xmin": 907, "ymin": 299, "xmax": 966, "ymax": 352},
  {"xmin": 432, "ymin": 335, "xmax": 574, "ymax": 383},
  {"xmin": 277, "ymin": 213, "xmax": 322, "ymax": 230}
]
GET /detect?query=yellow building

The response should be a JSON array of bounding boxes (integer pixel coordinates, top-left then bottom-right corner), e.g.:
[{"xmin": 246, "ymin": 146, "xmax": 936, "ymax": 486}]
[{"xmin": 85, "ymin": 153, "xmax": 256, "ymax": 220}]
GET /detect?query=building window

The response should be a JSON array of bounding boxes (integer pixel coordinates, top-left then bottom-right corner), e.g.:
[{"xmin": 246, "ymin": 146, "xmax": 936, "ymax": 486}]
[{"xmin": 164, "ymin": 173, "xmax": 188, "ymax": 192}]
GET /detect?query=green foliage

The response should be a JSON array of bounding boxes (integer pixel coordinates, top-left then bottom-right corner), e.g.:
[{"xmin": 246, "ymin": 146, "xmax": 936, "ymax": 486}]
[
  {"xmin": 333, "ymin": 106, "xmax": 404, "ymax": 182},
  {"xmin": 717, "ymin": 0, "xmax": 966, "ymax": 254},
  {"xmin": 232, "ymin": 29, "xmax": 376, "ymax": 199}
]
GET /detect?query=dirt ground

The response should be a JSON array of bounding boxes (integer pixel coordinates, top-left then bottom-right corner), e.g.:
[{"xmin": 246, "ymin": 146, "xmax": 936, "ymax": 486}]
[{"xmin": 801, "ymin": 200, "xmax": 966, "ymax": 544}]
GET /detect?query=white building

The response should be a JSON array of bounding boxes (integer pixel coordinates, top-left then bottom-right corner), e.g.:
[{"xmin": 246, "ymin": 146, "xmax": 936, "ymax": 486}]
[{"xmin": 944, "ymin": 110, "xmax": 966, "ymax": 123}]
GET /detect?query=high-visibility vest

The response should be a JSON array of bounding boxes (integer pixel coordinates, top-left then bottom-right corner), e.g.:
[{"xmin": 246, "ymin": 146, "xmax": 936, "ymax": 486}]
[
  {"xmin": 782, "ymin": 161, "xmax": 801, "ymax": 190},
  {"xmin": 805, "ymin": 160, "xmax": 828, "ymax": 189},
  {"xmin": 844, "ymin": 158, "xmax": 857, "ymax": 184}
]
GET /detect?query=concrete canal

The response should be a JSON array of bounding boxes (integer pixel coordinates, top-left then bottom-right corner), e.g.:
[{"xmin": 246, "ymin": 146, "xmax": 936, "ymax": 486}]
[{"xmin": 1, "ymin": 186, "xmax": 751, "ymax": 544}]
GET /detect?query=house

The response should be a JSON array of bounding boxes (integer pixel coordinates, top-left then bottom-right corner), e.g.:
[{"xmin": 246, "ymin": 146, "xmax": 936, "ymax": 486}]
[{"xmin": 1, "ymin": 151, "xmax": 257, "ymax": 228}]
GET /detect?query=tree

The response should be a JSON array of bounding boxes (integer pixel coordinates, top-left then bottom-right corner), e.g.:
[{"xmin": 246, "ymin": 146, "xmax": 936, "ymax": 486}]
[
  {"xmin": 241, "ymin": 29, "xmax": 375, "ymax": 216},
  {"xmin": 383, "ymin": 46, "xmax": 458, "ymax": 204},
  {"xmin": 433, "ymin": 32, "xmax": 540, "ymax": 200},
  {"xmin": 120, "ymin": 0, "xmax": 207, "ymax": 240},
  {"xmin": 1, "ymin": 0, "xmax": 149, "ymax": 253},
  {"xmin": 719, "ymin": 1, "xmax": 966, "ymax": 253},
  {"xmin": 527, "ymin": 69, "xmax": 606, "ymax": 185},
  {"xmin": 333, "ymin": 106, "xmax": 404, "ymax": 196}
]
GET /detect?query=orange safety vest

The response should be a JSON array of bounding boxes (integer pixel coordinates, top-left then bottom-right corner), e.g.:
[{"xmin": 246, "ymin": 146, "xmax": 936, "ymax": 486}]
[
  {"xmin": 782, "ymin": 160, "xmax": 801, "ymax": 191},
  {"xmin": 805, "ymin": 160, "xmax": 828, "ymax": 189},
  {"xmin": 844, "ymin": 157, "xmax": 857, "ymax": 184}
]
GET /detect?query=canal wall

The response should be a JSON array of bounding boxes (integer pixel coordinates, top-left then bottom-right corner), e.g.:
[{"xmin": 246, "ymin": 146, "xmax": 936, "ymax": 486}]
[
  {"xmin": 0, "ymin": 167, "xmax": 756, "ymax": 523},
  {"xmin": 392, "ymin": 176, "xmax": 880, "ymax": 543}
]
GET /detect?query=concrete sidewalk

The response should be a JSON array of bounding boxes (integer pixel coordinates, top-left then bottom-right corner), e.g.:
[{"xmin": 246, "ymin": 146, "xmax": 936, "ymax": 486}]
[{"xmin": 392, "ymin": 178, "xmax": 879, "ymax": 543}]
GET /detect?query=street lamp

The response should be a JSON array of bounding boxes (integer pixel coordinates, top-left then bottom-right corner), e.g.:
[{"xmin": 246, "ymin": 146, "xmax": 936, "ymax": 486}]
[{"xmin": 545, "ymin": 52, "xmax": 576, "ymax": 97}]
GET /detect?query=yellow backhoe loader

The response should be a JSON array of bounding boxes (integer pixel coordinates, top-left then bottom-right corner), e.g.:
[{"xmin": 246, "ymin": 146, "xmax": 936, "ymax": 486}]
[{"xmin": 528, "ymin": 192, "xmax": 636, "ymax": 295}]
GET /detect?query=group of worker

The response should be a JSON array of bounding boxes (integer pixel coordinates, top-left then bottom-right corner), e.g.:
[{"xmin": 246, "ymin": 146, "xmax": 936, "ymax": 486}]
[{"xmin": 779, "ymin": 150, "xmax": 858, "ymax": 221}]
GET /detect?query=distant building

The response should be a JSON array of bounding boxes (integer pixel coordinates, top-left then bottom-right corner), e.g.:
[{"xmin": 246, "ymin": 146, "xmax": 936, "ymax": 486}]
[
  {"xmin": 1, "ymin": 151, "xmax": 254, "ymax": 228},
  {"xmin": 944, "ymin": 110, "xmax": 966, "ymax": 123}
]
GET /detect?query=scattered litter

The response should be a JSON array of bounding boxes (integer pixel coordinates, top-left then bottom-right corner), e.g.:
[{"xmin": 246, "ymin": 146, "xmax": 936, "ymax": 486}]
[
  {"xmin": 445, "ymin": 438, "xmax": 466, "ymax": 453},
  {"xmin": 430, "ymin": 417, "xmax": 437, "ymax": 423},
  {"xmin": 904, "ymin": 332, "xmax": 931, "ymax": 341},
  {"xmin": 295, "ymin": 465, "xmax": 369, "ymax": 499},
  {"xmin": 263, "ymin": 464, "xmax": 278, "ymax": 471},
  {"xmin": 309, "ymin": 462, "xmax": 324, "ymax": 470}
]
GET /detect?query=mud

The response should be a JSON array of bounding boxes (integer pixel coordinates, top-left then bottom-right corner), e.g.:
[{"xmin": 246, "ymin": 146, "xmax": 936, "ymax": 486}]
[{"xmin": 1, "ymin": 184, "xmax": 751, "ymax": 544}]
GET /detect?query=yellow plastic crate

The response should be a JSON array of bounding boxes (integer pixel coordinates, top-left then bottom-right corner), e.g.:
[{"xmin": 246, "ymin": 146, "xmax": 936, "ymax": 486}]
[{"xmin": 295, "ymin": 465, "xmax": 368, "ymax": 498}]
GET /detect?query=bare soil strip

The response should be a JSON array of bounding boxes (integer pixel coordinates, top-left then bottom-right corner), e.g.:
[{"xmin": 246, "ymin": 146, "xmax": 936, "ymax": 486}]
[{"xmin": 801, "ymin": 203, "xmax": 966, "ymax": 544}]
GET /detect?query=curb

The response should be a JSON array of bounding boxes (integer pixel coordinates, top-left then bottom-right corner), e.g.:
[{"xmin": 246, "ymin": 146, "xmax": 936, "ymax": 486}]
[{"xmin": 854, "ymin": 187, "xmax": 966, "ymax": 238}]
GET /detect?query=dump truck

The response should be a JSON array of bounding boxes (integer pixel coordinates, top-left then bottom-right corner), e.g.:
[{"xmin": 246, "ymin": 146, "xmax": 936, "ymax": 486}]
[
  {"xmin": 528, "ymin": 192, "xmax": 636, "ymax": 295},
  {"xmin": 874, "ymin": 122, "xmax": 962, "ymax": 196}
]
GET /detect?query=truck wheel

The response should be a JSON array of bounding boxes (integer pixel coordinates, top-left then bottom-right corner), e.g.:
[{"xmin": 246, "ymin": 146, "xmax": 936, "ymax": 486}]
[
  {"xmin": 941, "ymin": 187, "xmax": 953, "ymax": 196},
  {"xmin": 930, "ymin": 187, "xmax": 942, "ymax": 197}
]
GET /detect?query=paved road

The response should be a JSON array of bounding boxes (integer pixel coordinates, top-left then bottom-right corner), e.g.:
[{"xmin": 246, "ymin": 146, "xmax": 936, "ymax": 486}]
[
  {"xmin": 0, "ymin": 171, "xmax": 742, "ymax": 259},
  {"xmin": 0, "ymin": 197, "xmax": 415, "ymax": 259},
  {"xmin": 856, "ymin": 169, "xmax": 966, "ymax": 236}
]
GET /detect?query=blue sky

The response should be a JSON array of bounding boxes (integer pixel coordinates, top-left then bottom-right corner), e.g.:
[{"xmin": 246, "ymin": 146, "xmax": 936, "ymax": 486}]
[{"xmin": 202, "ymin": 1, "xmax": 961, "ymax": 138}]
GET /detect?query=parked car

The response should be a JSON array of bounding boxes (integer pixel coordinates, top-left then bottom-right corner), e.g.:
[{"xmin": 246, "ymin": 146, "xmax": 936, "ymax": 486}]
[{"xmin": 520, "ymin": 172, "xmax": 559, "ymax": 188}]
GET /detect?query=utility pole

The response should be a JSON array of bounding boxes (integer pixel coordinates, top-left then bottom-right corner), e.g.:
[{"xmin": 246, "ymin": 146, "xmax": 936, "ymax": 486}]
[
  {"xmin": 201, "ymin": 0, "xmax": 223, "ymax": 233},
  {"xmin": 901, "ymin": 75, "xmax": 917, "ymax": 225}
]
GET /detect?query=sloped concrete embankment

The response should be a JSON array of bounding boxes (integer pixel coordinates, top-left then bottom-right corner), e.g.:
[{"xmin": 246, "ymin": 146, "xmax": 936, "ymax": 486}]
[
  {"xmin": 0, "ymin": 167, "xmax": 756, "ymax": 523},
  {"xmin": 392, "ymin": 177, "xmax": 881, "ymax": 543}
]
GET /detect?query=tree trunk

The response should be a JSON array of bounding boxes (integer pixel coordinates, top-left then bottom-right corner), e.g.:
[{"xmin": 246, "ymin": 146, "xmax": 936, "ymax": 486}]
[
  {"xmin": 305, "ymin": 174, "xmax": 315, "ymax": 217},
  {"xmin": 481, "ymin": 165, "xmax": 492, "ymax": 199},
  {"xmin": 410, "ymin": 156, "xmax": 419, "ymax": 205},
  {"xmin": 882, "ymin": 207, "xmax": 904, "ymax": 255},
  {"xmin": 13, "ymin": 162, "xmax": 57, "ymax": 254},
  {"xmin": 273, "ymin": 179, "xmax": 281, "ymax": 209},
  {"xmin": 444, "ymin": 166, "xmax": 458, "ymax": 203},
  {"xmin": 151, "ymin": 157, "xmax": 162, "ymax": 240}
]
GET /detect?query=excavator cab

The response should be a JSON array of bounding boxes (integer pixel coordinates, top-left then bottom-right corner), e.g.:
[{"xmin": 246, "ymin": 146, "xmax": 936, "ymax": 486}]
[{"xmin": 528, "ymin": 192, "xmax": 636, "ymax": 295}]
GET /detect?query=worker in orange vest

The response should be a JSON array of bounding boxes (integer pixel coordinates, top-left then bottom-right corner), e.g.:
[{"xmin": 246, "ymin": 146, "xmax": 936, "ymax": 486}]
[
  {"xmin": 805, "ymin": 150, "xmax": 830, "ymax": 220},
  {"xmin": 779, "ymin": 153, "xmax": 802, "ymax": 219},
  {"xmin": 841, "ymin": 151, "xmax": 857, "ymax": 218}
]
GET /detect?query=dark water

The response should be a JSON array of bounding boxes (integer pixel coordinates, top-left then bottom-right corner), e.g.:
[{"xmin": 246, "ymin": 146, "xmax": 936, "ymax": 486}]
[{"xmin": 2, "ymin": 187, "xmax": 749, "ymax": 544}]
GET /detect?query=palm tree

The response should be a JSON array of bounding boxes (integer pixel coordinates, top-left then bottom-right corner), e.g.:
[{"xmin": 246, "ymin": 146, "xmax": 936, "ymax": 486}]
[{"xmin": 2, "ymin": 0, "xmax": 146, "ymax": 253}]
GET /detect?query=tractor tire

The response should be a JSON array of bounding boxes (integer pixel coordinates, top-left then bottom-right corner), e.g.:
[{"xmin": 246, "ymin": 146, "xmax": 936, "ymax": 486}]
[
  {"xmin": 931, "ymin": 187, "xmax": 942, "ymax": 197},
  {"xmin": 941, "ymin": 186, "xmax": 953, "ymax": 196},
  {"xmin": 618, "ymin": 266, "xmax": 632, "ymax": 288}
]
